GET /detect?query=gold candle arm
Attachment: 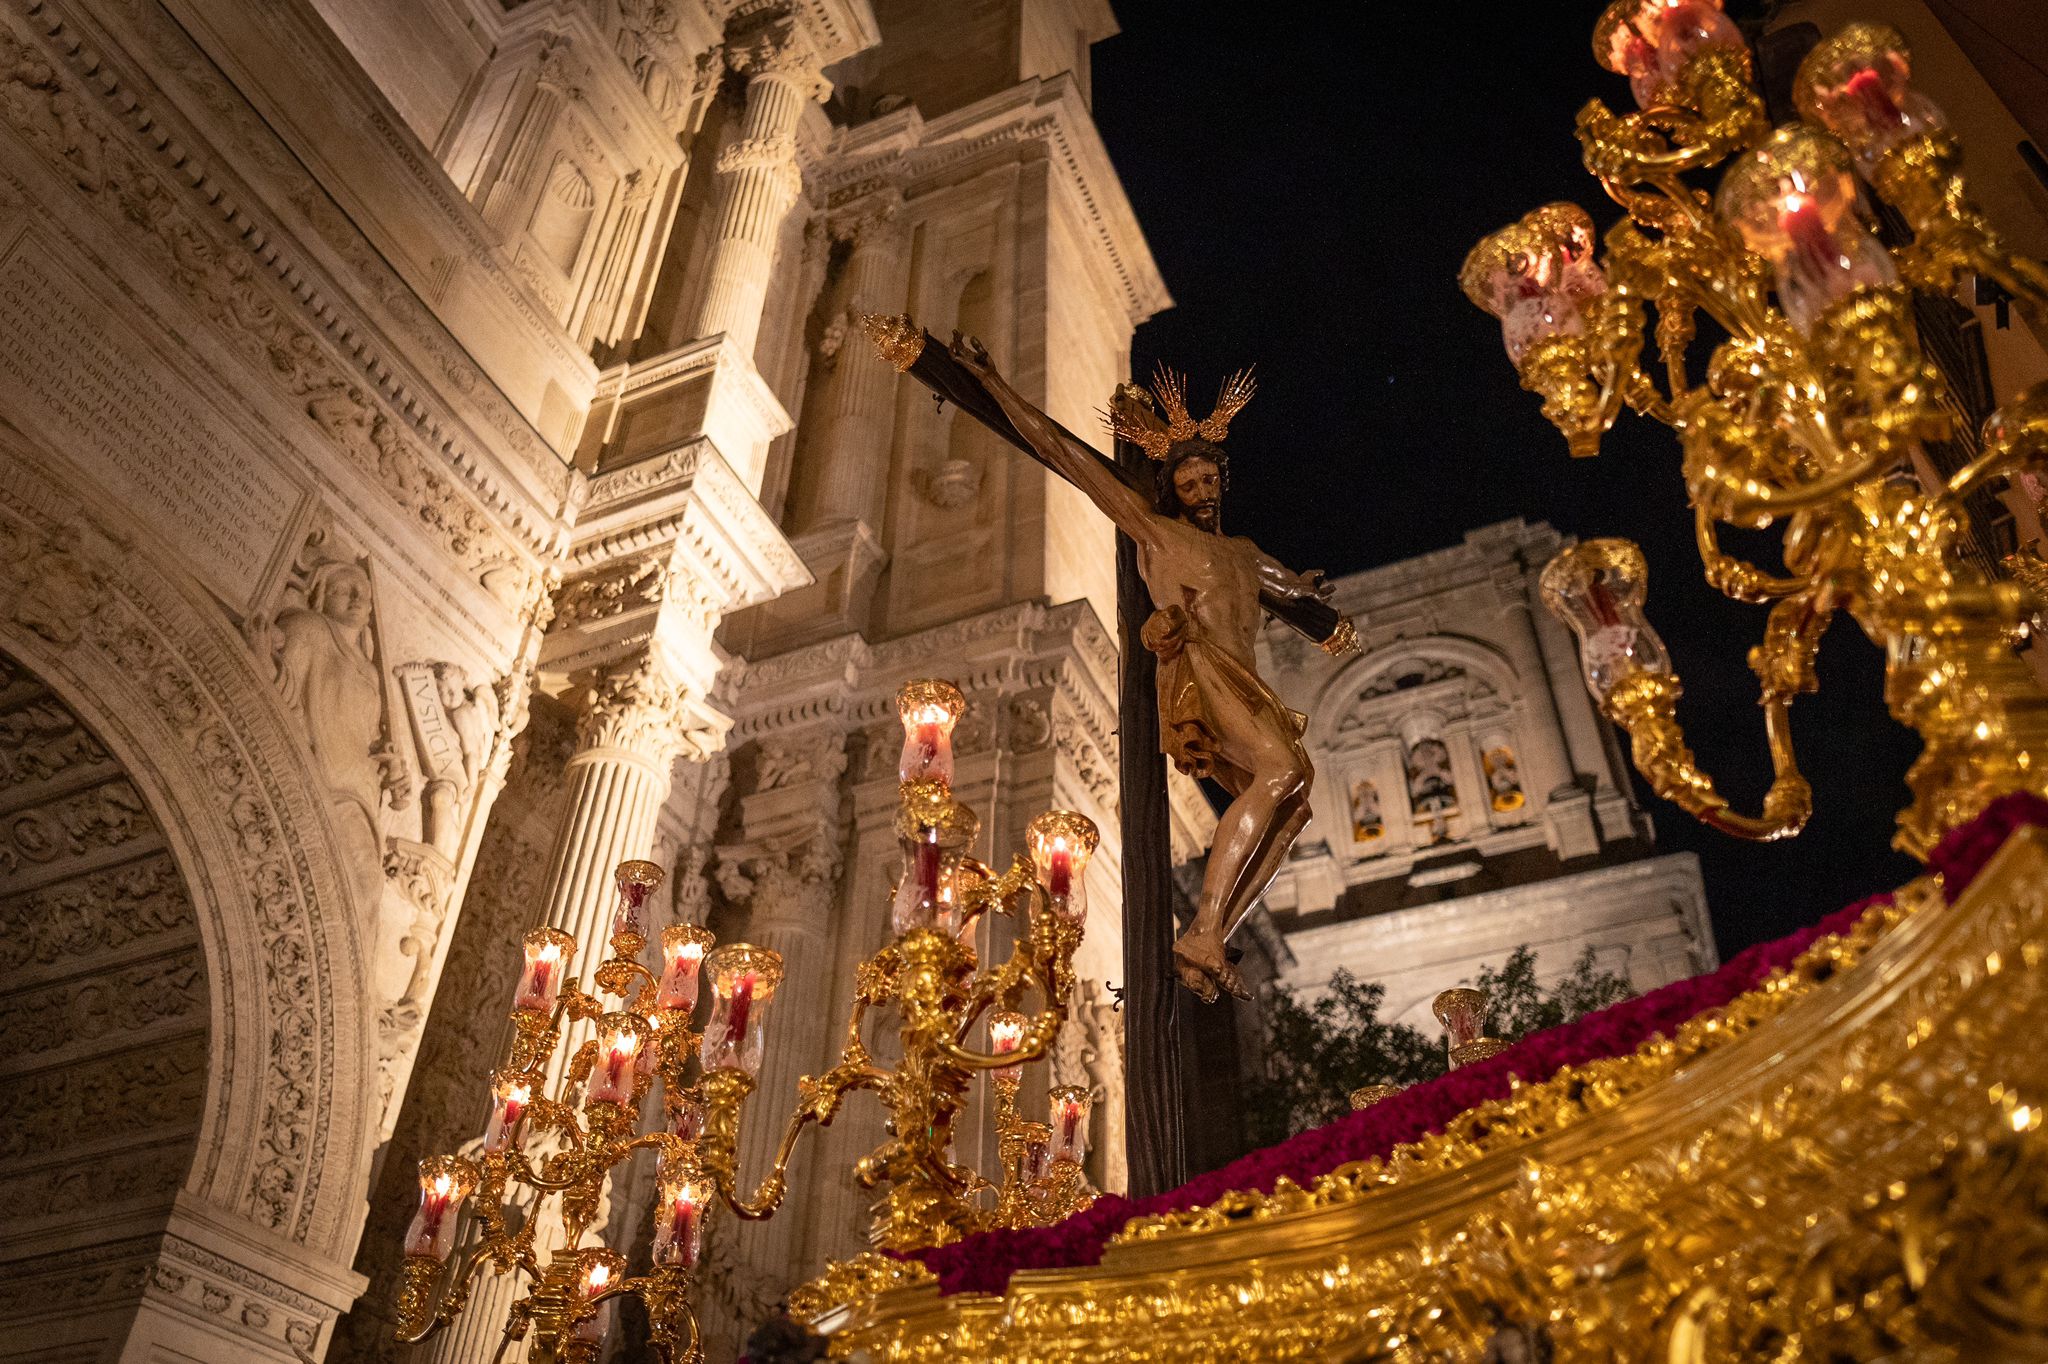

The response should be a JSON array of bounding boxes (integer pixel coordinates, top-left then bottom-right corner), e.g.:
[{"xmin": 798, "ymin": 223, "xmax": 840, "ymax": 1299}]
[
  {"xmin": 1605, "ymin": 673, "xmax": 1812, "ymax": 841},
  {"xmin": 1694, "ymin": 508, "xmax": 1812, "ymax": 602}
]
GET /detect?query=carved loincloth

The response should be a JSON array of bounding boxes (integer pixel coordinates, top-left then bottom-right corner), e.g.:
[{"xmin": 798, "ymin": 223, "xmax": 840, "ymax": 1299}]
[{"xmin": 1140, "ymin": 604, "xmax": 1306, "ymax": 792}]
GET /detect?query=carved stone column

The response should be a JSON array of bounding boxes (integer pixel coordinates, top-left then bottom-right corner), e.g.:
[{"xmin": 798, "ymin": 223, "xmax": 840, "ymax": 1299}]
[
  {"xmin": 688, "ymin": 9, "xmax": 825, "ymax": 358},
  {"xmin": 690, "ymin": 721, "xmax": 847, "ymax": 1344},
  {"xmin": 1491, "ymin": 567, "xmax": 1597, "ymax": 857},
  {"xmin": 542, "ymin": 653, "xmax": 714, "ymax": 987},
  {"xmin": 794, "ymin": 192, "xmax": 910, "ymax": 534}
]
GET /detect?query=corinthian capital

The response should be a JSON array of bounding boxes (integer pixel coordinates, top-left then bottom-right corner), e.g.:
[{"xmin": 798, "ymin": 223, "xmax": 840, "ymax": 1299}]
[
  {"xmin": 826, "ymin": 186, "xmax": 906, "ymax": 249},
  {"xmin": 723, "ymin": 4, "xmax": 828, "ymax": 98},
  {"xmin": 574, "ymin": 653, "xmax": 726, "ymax": 765}
]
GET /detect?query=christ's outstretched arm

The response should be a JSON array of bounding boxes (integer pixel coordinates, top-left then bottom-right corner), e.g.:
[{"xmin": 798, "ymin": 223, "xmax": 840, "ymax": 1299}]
[
  {"xmin": 1251, "ymin": 546, "xmax": 1334, "ymax": 607},
  {"xmin": 949, "ymin": 335, "xmax": 1158, "ymax": 544}
]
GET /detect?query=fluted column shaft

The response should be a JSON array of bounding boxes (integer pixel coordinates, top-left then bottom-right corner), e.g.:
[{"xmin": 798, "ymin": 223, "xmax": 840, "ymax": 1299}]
[
  {"xmin": 689, "ymin": 64, "xmax": 817, "ymax": 356},
  {"xmin": 1496, "ymin": 584, "xmax": 1578, "ymax": 799},
  {"xmin": 797, "ymin": 206, "xmax": 910, "ymax": 532}
]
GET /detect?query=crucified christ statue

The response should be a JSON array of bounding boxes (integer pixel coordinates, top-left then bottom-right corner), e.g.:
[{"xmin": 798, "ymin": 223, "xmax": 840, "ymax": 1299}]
[{"xmin": 949, "ymin": 336, "xmax": 1330, "ymax": 1003}]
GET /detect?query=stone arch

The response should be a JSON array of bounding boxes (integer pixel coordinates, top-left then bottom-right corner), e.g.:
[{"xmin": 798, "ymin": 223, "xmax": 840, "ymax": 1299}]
[
  {"xmin": 1306, "ymin": 633, "xmax": 1523, "ymax": 753},
  {"xmin": 0, "ymin": 445, "xmax": 373, "ymax": 1341}
]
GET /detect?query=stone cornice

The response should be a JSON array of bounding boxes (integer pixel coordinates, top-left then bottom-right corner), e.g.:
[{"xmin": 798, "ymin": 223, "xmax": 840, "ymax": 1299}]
[
  {"xmin": 1284, "ymin": 850, "xmax": 1712, "ymax": 956},
  {"xmin": 574, "ymin": 441, "xmax": 809, "ymax": 607},
  {"xmin": 726, "ymin": 0, "xmax": 879, "ymax": 70},
  {"xmin": 811, "ymin": 74, "xmax": 1172, "ymax": 325},
  {"xmin": 1305, "ymin": 519, "xmax": 1565, "ymax": 623},
  {"xmin": 590, "ymin": 334, "xmax": 795, "ymax": 452},
  {"xmin": 719, "ymin": 598, "xmax": 1123, "ymax": 767}
]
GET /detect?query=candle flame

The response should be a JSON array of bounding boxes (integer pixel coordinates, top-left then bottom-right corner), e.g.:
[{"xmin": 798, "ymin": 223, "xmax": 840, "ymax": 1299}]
[
  {"xmin": 508, "ymin": 1084, "xmax": 530, "ymax": 1104},
  {"xmin": 586, "ymin": 1263, "xmax": 611, "ymax": 1290},
  {"xmin": 538, "ymin": 942, "xmax": 562, "ymax": 963},
  {"xmin": 431, "ymin": 1173, "xmax": 453, "ymax": 1198}
]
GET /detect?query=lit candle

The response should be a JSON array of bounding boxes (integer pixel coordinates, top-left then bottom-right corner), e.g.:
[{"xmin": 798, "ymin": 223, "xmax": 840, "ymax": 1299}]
[
  {"xmin": 652, "ymin": 1173, "xmax": 712, "ymax": 1268},
  {"xmin": 1049, "ymin": 1085, "xmax": 1090, "ymax": 1166},
  {"xmin": 989, "ymin": 1010, "xmax": 1026, "ymax": 1087},
  {"xmin": 480, "ymin": 1070, "xmax": 531, "ymax": 1153},
  {"xmin": 584, "ymin": 1016, "xmax": 644, "ymax": 1106},
  {"xmin": 655, "ymin": 926, "xmax": 712, "ymax": 1013},
  {"xmin": 572, "ymin": 1257, "xmax": 622, "ymax": 1344},
  {"xmin": 401, "ymin": 1157, "xmax": 472, "ymax": 1261},
  {"xmin": 513, "ymin": 930, "xmax": 574, "ymax": 1014},
  {"xmin": 895, "ymin": 680, "xmax": 966, "ymax": 785},
  {"xmin": 1027, "ymin": 811, "xmax": 1098, "ymax": 922},
  {"xmin": 1716, "ymin": 127, "xmax": 1896, "ymax": 334}
]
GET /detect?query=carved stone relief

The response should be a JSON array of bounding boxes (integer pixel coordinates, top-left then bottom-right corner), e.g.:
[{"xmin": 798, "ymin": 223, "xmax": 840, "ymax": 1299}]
[{"xmin": 0, "ymin": 11, "xmax": 547, "ymax": 616}]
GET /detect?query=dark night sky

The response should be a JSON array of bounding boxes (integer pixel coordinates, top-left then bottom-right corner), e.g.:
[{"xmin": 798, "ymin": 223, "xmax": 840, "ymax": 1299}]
[{"xmin": 1089, "ymin": 3, "xmax": 1923, "ymax": 957}]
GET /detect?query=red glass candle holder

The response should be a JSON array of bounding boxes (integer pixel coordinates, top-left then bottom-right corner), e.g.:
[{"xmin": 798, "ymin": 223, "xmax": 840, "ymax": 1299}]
[
  {"xmin": 583, "ymin": 1013, "xmax": 650, "ymax": 1107},
  {"xmin": 1049, "ymin": 1084, "xmax": 1090, "ymax": 1167},
  {"xmin": 401, "ymin": 1155, "xmax": 474, "ymax": 1261},
  {"xmin": 1717, "ymin": 125, "xmax": 1897, "ymax": 334},
  {"xmin": 1027, "ymin": 810, "xmax": 1099, "ymax": 922},
  {"xmin": 1538, "ymin": 540, "xmax": 1673, "ymax": 705},
  {"xmin": 1795, "ymin": 22, "xmax": 1945, "ymax": 170},
  {"xmin": 664, "ymin": 1088, "xmax": 705, "ymax": 1142},
  {"xmin": 895, "ymin": 678, "xmax": 967, "ymax": 786},
  {"xmin": 512, "ymin": 928, "xmax": 575, "ymax": 1014},
  {"xmin": 1021, "ymin": 1124, "xmax": 1051, "ymax": 1188},
  {"xmin": 655, "ymin": 924, "xmax": 714, "ymax": 1014},
  {"xmin": 889, "ymin": 783, "xmax": 980, "ymax": 936},
  {"xmin": 699, "ymin": 944, "xmax": 784, "ymax": 1075},
  {"xmin": 571, "ymin": 1249, "xmax": 627, "ymax": 1344},
  {"xmin": 479, "ymin": 1069, "xmax": 531, "ymax": 1154},
  {"xmin": 652, "ymin": 1168, "xmax": 714, "ymax": 1269},
  {"xmin": 1594, "ymin": 0, "xmax": 1747, "ymax": 109},
  {"xmin": 1459, "ymin": 203, "xmax": 1606, "ymax": 366},
  {"xmin": 609, "ymin": 859, "xmax": 664, "ymax": 952},
  {"xmin": 988, "ymin": 1009, "xmax": 1027, "ymax": 1088}
]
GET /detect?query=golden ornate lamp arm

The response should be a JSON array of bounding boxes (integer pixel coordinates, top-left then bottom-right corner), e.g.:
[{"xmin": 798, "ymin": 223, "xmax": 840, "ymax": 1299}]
[
  {"xmin": 1944, "ymin": 389, "xmax": 2048, "ymax": 505},
  {"xmin": 1694, "ymin": 509, "xmax": 1811, "ymax": 602},
  {"xmin": 1605, "ymin": 672, "xmax": 1813, "ymax": 841}
]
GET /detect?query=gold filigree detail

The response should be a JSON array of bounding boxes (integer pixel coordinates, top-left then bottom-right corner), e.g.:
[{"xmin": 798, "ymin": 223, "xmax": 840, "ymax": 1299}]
[{"xmin": 861, "ymin": 313, "xmax": 926, "ymax": 372}]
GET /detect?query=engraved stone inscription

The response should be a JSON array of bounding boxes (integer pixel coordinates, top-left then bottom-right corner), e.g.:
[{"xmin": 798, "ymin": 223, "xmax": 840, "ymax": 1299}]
[{"xmin": 0, "ymin": 233, "xmax": 301, "ymax": 610}]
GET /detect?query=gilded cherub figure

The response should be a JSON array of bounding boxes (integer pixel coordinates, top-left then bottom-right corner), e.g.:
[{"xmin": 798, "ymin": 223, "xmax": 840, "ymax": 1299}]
[{"xmin": 949, "ymin": 336, "xmax": 1328, "ymax": 1002}]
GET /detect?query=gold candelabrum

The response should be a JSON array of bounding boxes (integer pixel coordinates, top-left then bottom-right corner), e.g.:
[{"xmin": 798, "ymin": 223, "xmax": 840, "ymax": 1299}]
[
  {"xmin": 1460, "ymin": 2, "xmax": 2048, "ymax": 858},
  {"xmin": 389, "ymin": 680, "xmax": 1101, "ymax": 1362}
]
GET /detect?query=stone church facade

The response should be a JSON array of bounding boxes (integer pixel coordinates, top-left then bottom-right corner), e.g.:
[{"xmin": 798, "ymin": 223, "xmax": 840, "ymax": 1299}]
[
  {"xmin": 1255, "ymin": 521, "xmax": 1717, "ymax": 1030},
  {"xmin": 0, "ymin": 0, "xmax": 1183, "ymax": 1358}
]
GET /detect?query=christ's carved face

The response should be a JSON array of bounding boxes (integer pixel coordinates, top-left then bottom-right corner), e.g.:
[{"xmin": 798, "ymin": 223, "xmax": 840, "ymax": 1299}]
[{"xmin": 1172, "ymin": 456, "xmax": 1222, "ymax": 533}]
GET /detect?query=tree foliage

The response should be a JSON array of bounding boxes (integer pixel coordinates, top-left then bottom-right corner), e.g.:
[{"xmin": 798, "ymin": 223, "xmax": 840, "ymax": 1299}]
[{"xmin": 1241, "ymin": 946, "xmax": 1634, "ymax": 1149}]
